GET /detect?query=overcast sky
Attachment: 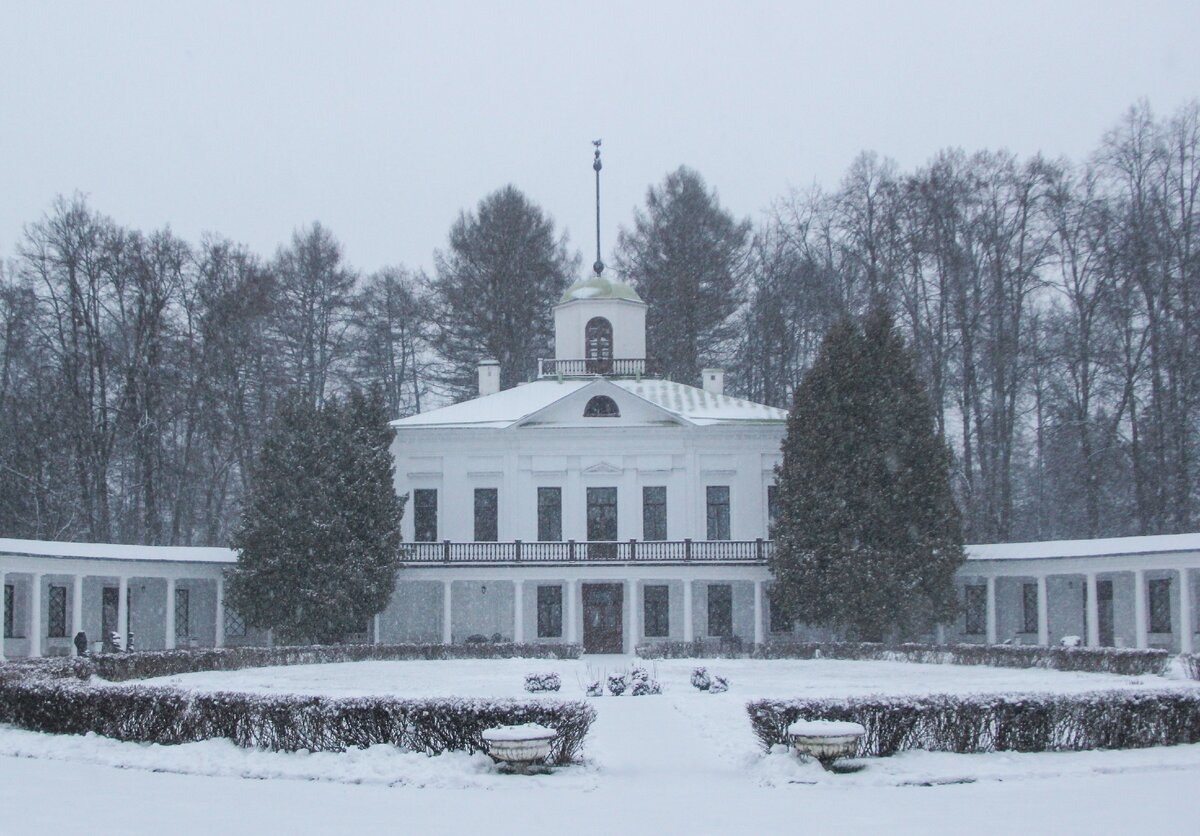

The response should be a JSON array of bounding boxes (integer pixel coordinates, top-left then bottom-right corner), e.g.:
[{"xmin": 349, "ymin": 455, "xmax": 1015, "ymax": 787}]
[{"xmin": 2, "ymin": 1, "xmax": 1197, "ymax": 277}]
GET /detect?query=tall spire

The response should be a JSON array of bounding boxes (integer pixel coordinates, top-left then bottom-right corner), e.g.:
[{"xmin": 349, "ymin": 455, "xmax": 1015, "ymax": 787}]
[{"xmin": 592, "ymin": 139, "xmax": 604, "ymax": 276}]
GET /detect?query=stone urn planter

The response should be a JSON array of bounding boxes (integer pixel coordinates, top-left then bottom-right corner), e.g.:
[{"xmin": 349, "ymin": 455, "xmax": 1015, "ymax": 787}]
[
  {"xmin": 787, "ymin": 719, "xmax": 866, "ymax": 771},
  {"xmin": 481, "ymin": 723, "xmax": 558, "ymax": 773}
]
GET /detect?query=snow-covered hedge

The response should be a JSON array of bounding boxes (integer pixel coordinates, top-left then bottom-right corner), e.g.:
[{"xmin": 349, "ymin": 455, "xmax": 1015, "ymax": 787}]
[
  {"xmin": 0, "ymin": 667, "xmax": 594, "ymax": 764},
  {"xmin": 747, "ymin": 690, "xmax": 1200, "ymax": 756},
  {"xmin": 637, "ymin": 640, "xmax": 1170, "ymax": 676},
  {"xmin": 86, "ymin": 642, "xmax": 582, "ymax": 682}
]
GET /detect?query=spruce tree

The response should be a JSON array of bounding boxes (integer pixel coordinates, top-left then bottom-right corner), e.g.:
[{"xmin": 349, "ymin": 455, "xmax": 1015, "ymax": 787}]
[
  {"xmin": 770, "ymin": 306, "xmax": 964, "ymax": 641},
  {"xmin": 227, "ymin": 389, "xmax": 404, "ymax": 644}
]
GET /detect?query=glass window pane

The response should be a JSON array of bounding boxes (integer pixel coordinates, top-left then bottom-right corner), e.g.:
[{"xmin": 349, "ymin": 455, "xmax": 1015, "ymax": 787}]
[
  {"xmin": 48, "ymin": 585, "xmax": 67, "ymax": 638},
  {"xmin": 1149, "ymin": 578, "xmax": 1172, "ymax": 633},
  {"xmin": 1022, "ymin": 582, "xmax": 1039, "ymax": 634},
  {"xmin": 707, "ymin": 584, "xmax": 732, "ymax": 637},
  {"xmin": 644, "ymin": 584, "xmax": 669, "ymax": 637},
  {"xmin": 3, "ymin": 584, "xmax": 13, "ymax": 638},
  {"xmin": 767, "ymin": 484, "xmax": 779, "ymax": 535},
  {"xmin": 175, "ymin": 588, "xmax": 191, "ymax": 638},
  {"xmin": 706, "ymin": 486, "xmax": 730, "ymax": 541},
  {"xmin": 537, "ymin": 487, "xmax": 562, "ymax": 541},
  {"xmin": 642, "ymin": 486, "xmax": 667, "ymax": 541},
  {"xmin": 474, "ymin": 488, "xmax": 498, "ymax": 542},
  {"xmin": 413, "ymin": 489, "xmax": 438, "ymax": 542},
  {"xmin": 964, "ymin": 585, "xmax": 986, "ymax": 634},
  {"xmin": 537, "ymin": 585, "xmax": 563, "ymax": 638},
  {"xmin": 587, "ymin": 487, "xmax": 618, "ymax": 541}
]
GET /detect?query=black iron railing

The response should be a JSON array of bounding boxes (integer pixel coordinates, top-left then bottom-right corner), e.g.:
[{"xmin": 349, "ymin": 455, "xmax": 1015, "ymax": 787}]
[
  {"xmin": 401, "ymin": 539, "xmax": 772, "ymax": 564},
  {"xmin": 537, "ymin": 358, "xmax": 657, "ymax": 378}
]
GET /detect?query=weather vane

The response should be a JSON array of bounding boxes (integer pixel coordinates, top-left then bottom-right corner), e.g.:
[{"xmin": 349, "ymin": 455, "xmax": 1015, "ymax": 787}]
[{"xmin": 592, "ymin": 139, "xmax": 603, "ymax": 276}]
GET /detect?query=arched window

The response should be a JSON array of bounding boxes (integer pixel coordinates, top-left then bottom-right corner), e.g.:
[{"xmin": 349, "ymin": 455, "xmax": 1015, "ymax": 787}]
[
  {"xmin": 585, "ymin": 317, "xmax": 613, "ymax": 373},
  {"xmin": 583, "ymin": 395, "xmax": 620, "ymax": 418}
]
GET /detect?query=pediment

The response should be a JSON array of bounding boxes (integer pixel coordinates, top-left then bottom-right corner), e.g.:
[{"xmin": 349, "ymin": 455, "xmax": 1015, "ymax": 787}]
[
  {"xmin": 515, "ymin": 379, "xmax": 690, "ymax": 429},
  {"xmin": 581, "ymin": 460, "xmax": 623, "ymax": 475}
]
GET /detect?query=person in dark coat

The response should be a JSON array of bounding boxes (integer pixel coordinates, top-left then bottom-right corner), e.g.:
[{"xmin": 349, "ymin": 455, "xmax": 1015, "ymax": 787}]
[{"xmin": 73, "ymin": 631, "xmax": 88, "ymax": 657}]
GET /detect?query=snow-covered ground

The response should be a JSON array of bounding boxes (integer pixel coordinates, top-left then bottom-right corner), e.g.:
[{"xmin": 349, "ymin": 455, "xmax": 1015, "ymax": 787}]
[{"xmin": 3, "ymin": 657, "xmax": 1198, "ymax": 835}]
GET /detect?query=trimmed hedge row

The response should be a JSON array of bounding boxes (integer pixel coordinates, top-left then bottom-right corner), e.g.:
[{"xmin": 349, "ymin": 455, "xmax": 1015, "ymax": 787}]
[
  {"xmin": 87, "ymin": 642, "xmax": 582, "ymax": 682},
  {"xmin": 747, "ymin": 690, "xmax": 1200, "ymax": 757},
  {"xmin": 636, "ymin": 640, "xmax": 1171, "ymax": 676},
  {"xmin": 0, "ymin": 671, "xmax": 594, "ymax": 764}
]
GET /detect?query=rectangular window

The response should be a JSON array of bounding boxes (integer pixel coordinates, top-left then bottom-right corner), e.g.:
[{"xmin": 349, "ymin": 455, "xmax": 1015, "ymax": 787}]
[
  {"xmin": 644, "ymin": 584, "xmax": 669, "ymax": 637},
  {"xmin": 642, "ymin": 486, "xmax": 667, "ymax": 541},
  {"xmin": 707, "ymin": 583, "xmax": 733, "ymax": 638},
  {"xmin": 175, "ymin": 588, "xmax": 191, "ymax": 638},
  {"xmin": 5, "ymin": 583, "xmax": 15, "ymax": 638},
  {"xmin": 767, "ymin": 484, "xmax": 779, "ymax": 535},
  {"xmin": 537, "ymin": 585, "xmax": 563, "ymax": 638},
  {"xmin": 964, "ymin": 585, "xmax": 987, "ymax": 635},
  {"xmin": 48, "ymin": 585, "xmax": 67, "ymax": 638},
  {"xmin": 586, "ymin": 487, "xmax": 618, "ymax": 541},
  {"xmin": 224, "ymin": 608, "xmax": 247, "ymax": 638},
  {"xmin": 474, "ymin": 488, "xmax": 498, "ymax": 541},
  {"xmin": 768, "ymin": 589, "xmax": 793, "ymax": 634},
  {"xmin": 413, "ymin": 489, "xmax": 438, "ymax": 542},
  {"xmin": 537, "ymin": 487, "xmax": 562, "ymax": 541},
  {"xmin": 1149, "ymin": 578, "xmax": 1172, "ymax": 633},
  {"xmin": 706, "ymin": 486, "xmax": 730, "ymax": 541},
  {"xmin": 1022, "ymin": 582, "xmax": 1039, "ymax": 634}
]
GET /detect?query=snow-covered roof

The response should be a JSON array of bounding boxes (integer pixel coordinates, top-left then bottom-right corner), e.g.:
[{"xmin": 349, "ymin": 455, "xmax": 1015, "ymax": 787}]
[
  {"xmin": 966, "ymin": 532, "xmax": 1200, "ymax": 561},
  {"xmin": 0, "ymin": 537, "xmax": 236, "ymax": 564},
  {"xmin": 390, "ymin": 378, "xmax": 787, "ymax": 429},
  {"xmin": 559, "ymin": 274, "xmax": 644, "ymax": 304}
]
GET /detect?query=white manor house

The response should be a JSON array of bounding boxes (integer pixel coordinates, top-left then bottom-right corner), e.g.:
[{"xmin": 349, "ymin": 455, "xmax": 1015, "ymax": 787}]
[{"xmin": 2, "ymin": 273, "xmax": 1198, "ymax": 658}]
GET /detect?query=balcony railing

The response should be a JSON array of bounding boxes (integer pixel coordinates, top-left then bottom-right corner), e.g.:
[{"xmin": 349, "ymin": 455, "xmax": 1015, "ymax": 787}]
[
  {"xmin": 401, "ymin": 539, "xmax": 772, "ymax": 565},
  {"xmin": 537, "ymin": 358, "xmax": 656, "ymax": 378}
]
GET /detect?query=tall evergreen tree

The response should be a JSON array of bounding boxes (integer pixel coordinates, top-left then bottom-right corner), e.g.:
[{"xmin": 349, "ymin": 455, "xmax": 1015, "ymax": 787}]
[
  {"xmin": 226, "ymin": 389, "xmax": 404, "ymax": 643},
  {"xmin": 770, "ymin": 306, "xmax": 964, "ymax": 641},
  {"xmin": 615, "ymin": 167, "xmax": 750, "ymax": 384},
  {"xmin": 426, "ymin": 186, "xmax": 577, "ymax": 397}
]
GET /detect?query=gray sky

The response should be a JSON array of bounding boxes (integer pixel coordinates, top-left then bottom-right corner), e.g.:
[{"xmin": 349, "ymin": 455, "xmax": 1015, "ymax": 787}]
[{"xmin": 2, "ymin": 1, "xmax": 1197, "ymax": 276}]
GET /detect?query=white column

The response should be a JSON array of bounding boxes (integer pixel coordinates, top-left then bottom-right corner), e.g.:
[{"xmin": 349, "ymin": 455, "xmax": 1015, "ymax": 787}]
[
  {"xmin": 373, "ymin": 613, "xmax": 382, "ymax": 646},
  {"xmin": 1179, "ymin": 569, "xmax": 1194, "ymax": 655},
  {"xmin": 1085, "ymin": 572, "xmax": 1100, "ymax": 648},
  {"xmin": 116, "ymin": 576, "xmax": 129, "ymax": 651},
  {"xmin": 683, "ymin": 580, "xmax": 694, "ymax": 642},
  {"xmin": 513, "ymin": 580, "xmax": 525, "ymax": 644},
  {"xmin": 29, "ymin": 573, "xmax": 44, "ymax": 657},
  {"xmin": 214, "ymin": 577, "xmax": 226, "ymax": 649},
  {"xmin": 1037, "ymin": 575, "xmax": 1050, "ymax": 646},
  {"xmin": 165, "ymin": 577, "xmax": 177, "ymax": 650},
  {"xmin": 753, "ymin": 580, "xmax": 764, "ymax": 646},
  {"xmin": 1133, "ymin": 569, "xmax": 1148, "ymax": 649},
  {"xmin": 71, "ymin": 575, "xmax": 84, "ymax": 644},
  {"xmin": 628, "ymin": 580, "xmax": 639, "ymax": 654},
  {"xmin": 985, "ymin": 576, "xmax": 997, "ymax": 645},
  {"xmin": 935, "ymin": 623, "xmax": 946, "ymax": 645},
  {"xmin": 441, "ymin": 580, "xmax": 453, "ymax": 645},
  {"xmin": 565, "ymin": 580, "xmax": 578, "ymax": 645}
]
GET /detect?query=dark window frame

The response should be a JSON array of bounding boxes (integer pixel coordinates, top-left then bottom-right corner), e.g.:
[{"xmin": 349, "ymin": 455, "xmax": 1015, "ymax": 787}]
[
  {"xmin": 707, "ymin": 583, "xmax": 733, "ymax": 638},
  {"xmin": 413, "ymin": 488, "xmax": 438, "ymax": 542},
  {"xmin": 537, "ymin": 585, "xmax": 563, "ymax": 638},
  {"xmin": 3, "ymin": 583, "xmax": 12, "ymax": 638},
  {"xmin": 1022, "ymin": 582, "xmax": 1039, "ymax": 634},
  {"xmin": 767, "ymin": 484, "xmax": 779, "ymax": 536},
  {"xmin": 586, "ymin": 486, "xmax": 618, "ymax": 541},
  {"xmin": 583, "ymin": 395, "xmax": 620, "ymax": 418},
  {"xmin": 175, "ymin": 587, "xmax": 191, "ymax": 639},
  {"xmin": 585, "ymin": 316, "xmax": 613, "ymax": 373},
  {"xmin": 644, "ymin": 584, "xmax": 670, "ymax": 637},
  {"xmin": 48, "ymin": 584, "xmax": 67, "ymax": 638},
  {"xmin": 224, "ymin": 608, "xmax": 247, "ymax": 638},
  {"xmin": 706, "ymin": 485, "xmax": 731, "ymax": 541},
  {"xmin": 642, "ymin": 485, "xmax": 667, "ymax": 541},
  {"xmin": 537, "ymin": 487, "xmax": 562, "ymax": 542},
  {"xmin": 964, "ymin": 584, "xmax": 987, "ymax": 635},
  {"xmin": 1149, "ymin": 578, "xmax": 1172, "ymax": 633},
  {"xmin": 474, "ymin": 487, "xmax": 499, "ymax": 542}
]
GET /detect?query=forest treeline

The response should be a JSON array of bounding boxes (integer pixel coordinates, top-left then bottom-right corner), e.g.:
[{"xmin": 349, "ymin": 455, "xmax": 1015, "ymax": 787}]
[{"xmin": 1, "ymin": 101, "xmax": 1196, "ymax": 546}]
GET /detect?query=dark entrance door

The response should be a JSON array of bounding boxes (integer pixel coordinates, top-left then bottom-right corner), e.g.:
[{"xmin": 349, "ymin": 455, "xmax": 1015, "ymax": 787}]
[
  {"xmin": 1098, "ymin": 579, "xmax": 1114, "ymax": 646},
  {"xmin": 582, "ymin": 583, "xmax": 623, "ymax": 653},
  {"xmin": 102, "ymin": 587, "xmax": 118, "ymax": 652}
]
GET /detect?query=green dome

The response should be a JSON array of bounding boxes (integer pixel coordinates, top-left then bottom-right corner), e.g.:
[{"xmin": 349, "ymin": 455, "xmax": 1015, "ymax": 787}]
[{"xmin": 559, "ymin": 274, "xmax": 644, "ymax": 304}]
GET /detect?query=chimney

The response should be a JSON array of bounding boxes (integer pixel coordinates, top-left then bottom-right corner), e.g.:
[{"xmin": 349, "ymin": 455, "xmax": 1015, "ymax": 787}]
[
  {"xmin": 701, "ymin": 368, "xmax": 724, "ymax": 396},
  {"xmin": 478, "ymin": 359, "xmax": 500, "ymax": 396}
]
